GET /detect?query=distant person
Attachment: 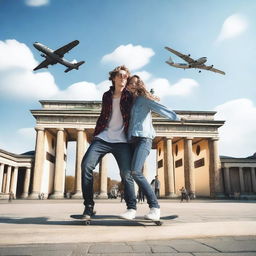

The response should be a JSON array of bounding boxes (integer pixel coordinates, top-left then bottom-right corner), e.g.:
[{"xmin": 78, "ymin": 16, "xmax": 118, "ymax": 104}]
[
  {"xmin": 125, "ymin": 75, "xmax": 180, "ymax": 221},
  {"xmin": 180, "ymin": 187, "xmax": 189, "ymax": 202},
  {"xmin": 8, "ymin": 191, "xmax": 14, "ymax": 202},
  {"xmin": 119, "ymin": 181, "xmax": 125, "ymax": 203},
  {"xmin": 137, "ymin": 187, "xmax": 145, "ymax": 204},
  {"xmin": 151, "ymin": 175, "xmax": 160, "ymax": 199},
  {"xmin": 81, "ymin": 66, "xmax": 137, "ymax": 219}
]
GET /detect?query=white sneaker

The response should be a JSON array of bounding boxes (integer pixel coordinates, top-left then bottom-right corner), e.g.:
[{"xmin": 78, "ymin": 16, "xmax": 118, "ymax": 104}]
[
  {"xmin": 120, "ymin": 209, "xmax": 136, "ymax": 220},
  {"xmin": 144, "ymin": 208, "xmax": 160, "ymax": 221}
]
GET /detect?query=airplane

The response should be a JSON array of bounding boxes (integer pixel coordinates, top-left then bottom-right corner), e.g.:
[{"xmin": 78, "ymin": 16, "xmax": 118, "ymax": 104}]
[
  {"xmin": 33, "ymin": 40, "xmax": 85, "ymax": 73},
  {"xmin": 165, "ymin": 46, "xmax": 225, "ymax": 75}
]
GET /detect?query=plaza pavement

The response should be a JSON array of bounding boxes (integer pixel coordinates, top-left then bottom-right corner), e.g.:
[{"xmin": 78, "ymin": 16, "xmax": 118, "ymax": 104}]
[{"xmin": 0, "ymin": 199, "xmax": 256, "ymax": 255}]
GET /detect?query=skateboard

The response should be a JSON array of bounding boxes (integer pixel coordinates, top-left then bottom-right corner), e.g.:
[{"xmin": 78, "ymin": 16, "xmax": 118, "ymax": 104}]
[{"xmin": 70, "ymin": 214, "xmax": 177, "ymax": 226}]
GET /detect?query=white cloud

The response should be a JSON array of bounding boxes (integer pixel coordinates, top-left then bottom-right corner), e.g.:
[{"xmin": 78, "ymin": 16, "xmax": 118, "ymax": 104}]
[
  {"xmin": 215, "ymin": 98, "xmax": 256, "ymax": 157},
  {"xmin": 101, "ymin": 44, "xmax": 155, "ymax": 71},
  {"xmin": 0, "ymin": 39, "xmax": 111, "ymax": 102},
  {"xmin": 0, "ymin": 39, "xmax": 59, "ymax": 100},
  {"xmin": 0, "ymin": 40, "xmax": 37, "ymax": 70},
  {"xmin": 52, "ymin": 80, "xmax": 111, "ymax": 100},
  {"xmin": 148, "ymin": 78, "xmax": 199, "ymax": 98},
  {"xmin": 133, "ymin": 70, "xmax": 152, "ymax": 82},
  {"xmin": 0, "ymin": 39, "xmax": 197, "ymax": 103},
  {"xmin": 216, "ymin": 14, "xmax": 248, "ymax": 42},
  {"xmin": 25, "ymin": 0, "xmax": 49, "ymax": 7}
]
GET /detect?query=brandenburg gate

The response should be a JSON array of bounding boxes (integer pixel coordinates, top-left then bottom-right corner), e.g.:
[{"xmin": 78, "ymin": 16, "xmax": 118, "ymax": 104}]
[{"xmin": 1, "ymin": 100, "xmax": 227, "ymax": 199}]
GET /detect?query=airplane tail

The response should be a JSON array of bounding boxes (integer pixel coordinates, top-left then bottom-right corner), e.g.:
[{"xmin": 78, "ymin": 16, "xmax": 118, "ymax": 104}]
[
  {"xmin": 167, "ymin": 56, "xmax": 174, "ymax": 64},
  {"xmin": 74, "ymin": 61, "xmax": 85, "ymax": 70},
  {"xmin": 64, "ymin": 61, "xmax": 85, "ymax": 73}
]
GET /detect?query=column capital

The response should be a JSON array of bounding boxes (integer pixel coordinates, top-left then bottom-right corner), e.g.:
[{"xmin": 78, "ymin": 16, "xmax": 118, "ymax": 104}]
[
  {"xmin": 165, "ymin": 136, "xmax": 173, "ymax": 141},
  {"xmin": 186, "ymin": 137, "xmax": 194, "ymax": 140},
  {"xmin": 57, "ymin": 128, "xmax": 64, "ymax": 132},
  {"xmin": 35, "ymin": 127, "xmax": 45, "ymax": 131},
  {"xmin": 76, "ymin": 128, "xmax": 85, "ymax": 132},
  {"xmin": 210, "ymin": 137, "xmax": 219, "ymax": 141}
]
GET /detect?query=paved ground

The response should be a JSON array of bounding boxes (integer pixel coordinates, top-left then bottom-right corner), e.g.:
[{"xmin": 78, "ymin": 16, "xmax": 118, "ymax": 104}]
[{"xmin": 0, "ymin": 199, "xmax": 256, "ymax": 255}]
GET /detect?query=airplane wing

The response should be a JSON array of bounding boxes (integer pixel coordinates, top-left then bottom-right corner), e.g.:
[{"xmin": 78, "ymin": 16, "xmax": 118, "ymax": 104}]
[
  {"xmin": 165, "ymin": 46, "xmax": 195, "ymax": 63},
  {"xmin": 53, "ymin": 40, "xmax": 79, "ymax": 58},
  {"xmin": 199, "ymin": 65, "xmax": 226, "ymax": 75},
  {"xmin": 33, "ymin": 58, "xmax": 57, "ymax": 71}
]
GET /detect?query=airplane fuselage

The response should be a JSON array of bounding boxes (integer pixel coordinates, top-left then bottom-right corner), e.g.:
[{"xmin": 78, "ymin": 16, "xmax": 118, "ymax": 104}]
[
  {"xmin": 33, "ymin": 42, "xmax": 76, "ymax": 68},
  {"xmin": 165, "ymin": 46, "xmax": 225, "ymax": 75},
  {"xmin": 166, "ymin": 56, "xmax": 208, "ymax": 69}
]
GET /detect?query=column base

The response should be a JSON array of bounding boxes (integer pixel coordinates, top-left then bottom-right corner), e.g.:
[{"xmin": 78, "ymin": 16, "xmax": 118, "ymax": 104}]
[
  {"xmin": 28, "ymin": 192, "xmax": 40, "ymax": 200},
  {"xmin": 98, "ymin": 193, "xmax": 108, "ymax": 199},
  {"xmin": 211, "ymin": 192, "xmax": 226, "ymax": 199},
  {"xmin": 20, "ymin": 193, "xmax": 28, "ymax": 199},
  {"xmin": 49, "ymin": 192, "xmax": 64, "ymax": 199},
  {"xmin": 165, "ymin": 193, "xmax": 178, "ymax": 198},
  {"xmin": 72, "ymin": 192, "xmax": 83, "ymax": 199},
  {"xmin": 0, "ymin": 193, "xmax": 9, "ymax": 200}
]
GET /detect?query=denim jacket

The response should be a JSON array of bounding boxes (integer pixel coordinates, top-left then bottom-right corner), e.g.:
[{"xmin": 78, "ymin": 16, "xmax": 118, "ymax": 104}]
[{"xmin": 128, "ymin": 96, "xmax": 180, "ymax": 140}]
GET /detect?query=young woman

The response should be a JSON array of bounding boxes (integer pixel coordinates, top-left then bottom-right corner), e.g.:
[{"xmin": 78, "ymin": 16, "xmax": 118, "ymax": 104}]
[{"xmin": 122, "ymin": 75, "xmax": 180, "ymax": 221}]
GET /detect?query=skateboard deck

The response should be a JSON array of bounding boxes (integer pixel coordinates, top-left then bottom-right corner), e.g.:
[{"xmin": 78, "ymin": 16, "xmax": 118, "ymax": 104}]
[{"xmin": 70, "ymin": 214, "xmax": 178, "ymax": 226}]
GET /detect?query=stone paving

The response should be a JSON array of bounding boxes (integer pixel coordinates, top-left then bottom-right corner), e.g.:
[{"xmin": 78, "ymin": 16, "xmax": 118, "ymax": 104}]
[
  {"xmin": 0, "ymin": 236, "xmax": 256, "ymax": 255},
  {"xmin": 0, "ymin": 199, "xmax": 256, "ymax": 255}
]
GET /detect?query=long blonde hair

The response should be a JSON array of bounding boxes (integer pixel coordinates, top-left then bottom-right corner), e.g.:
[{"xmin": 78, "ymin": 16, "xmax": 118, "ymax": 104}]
[{"xmin": 128, "ymin": 75, "xmax": 160, "ymax": 101}]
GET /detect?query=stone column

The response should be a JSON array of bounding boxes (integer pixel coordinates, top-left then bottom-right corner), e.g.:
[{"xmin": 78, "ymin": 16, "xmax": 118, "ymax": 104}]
[
  {"xmin": 98, "ymin": 155, "xmax": 108, "ymax": 199},
  {"xmin": 50, "ymin": 128, "xmax": 65, "ymax": 199},
  {"xmin": 223, "ymin": 167, "xmax": 231, "ymax": 195},
  {"xmin": 184, "ymin": 137, "xmax": 195, "ymax": 197},
  {"xmin": 251, "ymin": 167, "xmax": 256, "ymax": 193},
  {"xmin": 29, "ymin": 127, "xmax": 45, "ymax": 199},
  {"xmin": 239, "ymin": 167, "xmax": 245, "ymax": 193},
  {"xmin": 10, "ymin": 167, "xmax": 18, "ymax": 198},
  {"xmin": 5, "ymin": 166, "xmax": 12, "ymax": 193},
  {"xmin": 0, "ymin": 163, "xmax": 4, "ymax": 193},
  {"xmin": 2, "ymin": 173, "xmax": 7, "ymax": 194},
  {"xmin": 166, "ymin": 137, "xmax": 175, "ymax": 197},
  {"xmin": 209, "ymin": 138, "xmax": 222, "ymax": 198},
  {"xmin": 73, "ymin": 128, "xmax": 86, "ymax": 199},
  {"xmin": 21, "ymin": 167, "xmax": 31, "ymax": 199}
]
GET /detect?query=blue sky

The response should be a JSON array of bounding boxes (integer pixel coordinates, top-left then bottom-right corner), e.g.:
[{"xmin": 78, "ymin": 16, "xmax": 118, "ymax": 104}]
[{"xmin": 0, "ymin": 0, "xmax": 256, "ymax": 180}]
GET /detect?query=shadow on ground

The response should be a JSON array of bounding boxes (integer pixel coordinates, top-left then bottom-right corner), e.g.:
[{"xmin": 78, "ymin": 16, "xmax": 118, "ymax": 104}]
[{"xmin": 0, "ymin": 215, "xmax": 178, "ymax": 226}]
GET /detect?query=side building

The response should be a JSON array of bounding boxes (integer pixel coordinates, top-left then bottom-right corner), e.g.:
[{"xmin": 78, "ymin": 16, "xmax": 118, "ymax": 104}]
[
  {"xmin": 0, "ymin": 149, "xmax": 34, "ymax": 199},
  {"xmin": 221, "ymin": 153, "xmax": 256, "ymax": 199}
]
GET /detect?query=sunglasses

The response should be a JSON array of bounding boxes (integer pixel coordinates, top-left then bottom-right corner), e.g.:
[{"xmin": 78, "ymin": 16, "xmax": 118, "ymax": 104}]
[{"xmin": 116, "ymin": 71, "xmax": 128, "ymax": 79}]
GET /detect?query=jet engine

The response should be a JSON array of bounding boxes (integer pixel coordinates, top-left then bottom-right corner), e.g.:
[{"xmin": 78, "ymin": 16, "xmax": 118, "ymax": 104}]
[{"xmin": 196, "ymin": 57, "xmax": 207, "ymax": 64}]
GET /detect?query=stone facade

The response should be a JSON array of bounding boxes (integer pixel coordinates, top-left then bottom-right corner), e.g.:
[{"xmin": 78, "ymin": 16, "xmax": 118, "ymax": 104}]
[
  {"xmin": 221, "ymin": 154, "xmax": 256, "ymax": 199},
  {"xmin": 0, "ymin": 149, "xmax": 33, "ymax": 199},
  {"xmin": 0, "ymin": 100, "xmax": 255, "ymax": 199}
]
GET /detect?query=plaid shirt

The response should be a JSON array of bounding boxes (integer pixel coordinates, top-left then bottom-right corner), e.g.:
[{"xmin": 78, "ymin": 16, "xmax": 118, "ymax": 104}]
[{"xmin": 93, "ymin": 86, "xmax": 133, "ymax": 137}]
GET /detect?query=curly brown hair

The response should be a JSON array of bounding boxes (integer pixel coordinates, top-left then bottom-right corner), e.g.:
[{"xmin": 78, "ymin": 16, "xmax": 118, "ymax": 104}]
[
  {"xmin": 127, "ymin": 75, "xmax": 160, "ymax": 101},
  {"xmin": 108, "ymin": 65, "xmax": 131, "ymax": 86}
]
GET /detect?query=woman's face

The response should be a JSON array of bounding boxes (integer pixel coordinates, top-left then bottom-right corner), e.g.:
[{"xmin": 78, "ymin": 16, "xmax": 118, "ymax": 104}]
[{"xmin": 127, "ymin": 76, "xmax": 138, "ymax": 94}]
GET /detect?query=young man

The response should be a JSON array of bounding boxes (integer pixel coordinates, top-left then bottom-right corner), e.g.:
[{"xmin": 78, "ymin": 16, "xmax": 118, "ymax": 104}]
[{"xmin": 81, "ymin": 65, "xmax": 137, "ymax": 219}]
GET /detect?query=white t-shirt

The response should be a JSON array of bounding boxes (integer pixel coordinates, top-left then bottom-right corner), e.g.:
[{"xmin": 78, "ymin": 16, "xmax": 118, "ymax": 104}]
[{"xmin": 96, "ymin": 97, "xmax": 127, "ymax": 143}]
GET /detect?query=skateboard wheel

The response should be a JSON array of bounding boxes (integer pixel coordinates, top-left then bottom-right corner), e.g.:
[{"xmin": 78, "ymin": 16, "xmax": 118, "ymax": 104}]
[
  {"xmin": 85, "ymin": 220, "xmax": 91, "ymax": 225},
  {"xmin": 155, "ymin": 221, "xmax": 162, "ymax": 226}
]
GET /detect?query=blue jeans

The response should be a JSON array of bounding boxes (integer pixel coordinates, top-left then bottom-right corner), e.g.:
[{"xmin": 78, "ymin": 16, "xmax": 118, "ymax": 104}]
[
  {"xmin": 130, "ymin": 137, "xmax": 160, "ymax": 209},
  {"xmin": 81, "ymin": 138, "xmax": 137, "ymax": 209}
]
